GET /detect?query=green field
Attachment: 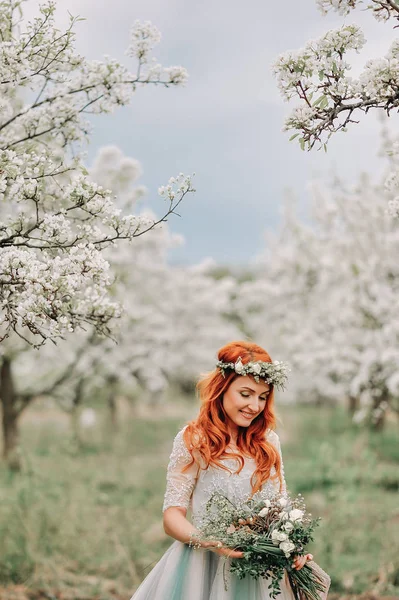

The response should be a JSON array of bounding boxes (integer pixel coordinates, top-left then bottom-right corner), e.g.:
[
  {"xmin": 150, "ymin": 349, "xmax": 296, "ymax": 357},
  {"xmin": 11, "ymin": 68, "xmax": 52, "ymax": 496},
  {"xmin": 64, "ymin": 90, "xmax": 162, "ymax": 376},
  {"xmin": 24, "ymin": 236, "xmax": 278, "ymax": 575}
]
[{"xmin": 0, "ymin": 399, "xmax": 398, "ymax": 600}]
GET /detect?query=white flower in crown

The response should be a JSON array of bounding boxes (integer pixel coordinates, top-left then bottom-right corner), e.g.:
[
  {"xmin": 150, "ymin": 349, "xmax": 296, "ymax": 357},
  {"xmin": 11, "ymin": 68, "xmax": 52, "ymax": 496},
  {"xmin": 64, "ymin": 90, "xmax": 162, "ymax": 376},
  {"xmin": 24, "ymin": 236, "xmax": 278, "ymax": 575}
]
[
  {"xmin": 234, "ymin": 358, "xmax": 245, "ymax": 374},
  {"xmin": 216, "ymin": 356, "xmax": 290, "ymax": 390}
]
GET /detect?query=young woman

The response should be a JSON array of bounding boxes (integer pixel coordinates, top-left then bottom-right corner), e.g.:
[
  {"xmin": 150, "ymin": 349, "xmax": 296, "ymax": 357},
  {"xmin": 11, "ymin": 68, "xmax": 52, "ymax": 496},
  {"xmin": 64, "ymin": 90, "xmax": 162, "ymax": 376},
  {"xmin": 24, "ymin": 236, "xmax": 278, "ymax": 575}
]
[{"xmin": 130, "ymin": 340, "xmax": 331, "ymax": 599}]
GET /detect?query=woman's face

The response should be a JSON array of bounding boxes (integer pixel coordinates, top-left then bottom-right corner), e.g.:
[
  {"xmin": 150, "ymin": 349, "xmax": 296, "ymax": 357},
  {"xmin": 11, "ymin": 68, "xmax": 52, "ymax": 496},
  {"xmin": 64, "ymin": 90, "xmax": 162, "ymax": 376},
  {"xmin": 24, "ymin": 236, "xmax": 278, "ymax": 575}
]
[{"xmin": 222, "ymin": 375, "xmax": 270, "ymax": 432}]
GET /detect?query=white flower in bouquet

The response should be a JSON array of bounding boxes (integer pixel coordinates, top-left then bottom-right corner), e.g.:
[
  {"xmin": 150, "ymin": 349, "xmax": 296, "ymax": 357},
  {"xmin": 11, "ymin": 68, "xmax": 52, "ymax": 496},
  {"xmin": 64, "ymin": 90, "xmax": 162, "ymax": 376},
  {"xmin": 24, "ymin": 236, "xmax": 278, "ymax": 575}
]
[
  {"xmin": 272, "ymin": 529, "xmax": 288, "ymax": 544},
  {"xmin": 279, "ymin": 497, "xmax": 288, "ymax": 507},
  {"xmin": 280, "ymin": 540, "xmax": 296, "ymax": 557},
  {"xmin": 271, "ymin": 529, "xmax": 281, "ymax": 545},
  {"xmin": 289, "ymin": 509, "xmax": 304, "ymax": 522},
  {"xmin": 258, "ymin": 507, "xmax": 269, "ymax": 517},
  {"xmin": 199, "ymin": 492, "xmax": 327, "ymax": 599}
]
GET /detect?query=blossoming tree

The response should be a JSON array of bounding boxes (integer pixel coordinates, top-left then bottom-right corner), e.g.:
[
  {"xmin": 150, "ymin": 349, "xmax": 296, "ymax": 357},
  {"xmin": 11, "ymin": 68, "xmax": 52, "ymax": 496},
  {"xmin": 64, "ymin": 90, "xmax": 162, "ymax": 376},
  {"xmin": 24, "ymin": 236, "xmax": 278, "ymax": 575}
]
[
  {"xmin": 0, "ymin": 1, "xmax": 191, "ymax": 346},
  {"xmin": 273, "ymin": 0, "xmax": 399, "ymax": 151},
  {"xmin": 0, "ymin": 143, "xmax": 239, "ymax": 465},
  {"xmin": 0, "ymin": 0, "xmax": 194, "ymax": 466},
  {"xmin": 26, "ymin": 147, "xmax": 240, "ymax": 425},
  {"xmin": 236, "ymin": 149, "xmax": 399, "ymax": 430}
]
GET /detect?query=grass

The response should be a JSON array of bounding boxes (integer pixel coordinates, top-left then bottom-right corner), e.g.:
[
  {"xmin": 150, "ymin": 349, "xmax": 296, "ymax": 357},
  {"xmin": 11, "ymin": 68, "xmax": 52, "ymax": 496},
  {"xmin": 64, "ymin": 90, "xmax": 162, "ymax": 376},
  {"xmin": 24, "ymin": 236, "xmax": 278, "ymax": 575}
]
[
  {"xmin": 0, "ymin": 399, "xmax": 398, "ymax": 599},
  {"xmin": 281, "ymin": 406, "xmax": 399, "ymax": 596}
]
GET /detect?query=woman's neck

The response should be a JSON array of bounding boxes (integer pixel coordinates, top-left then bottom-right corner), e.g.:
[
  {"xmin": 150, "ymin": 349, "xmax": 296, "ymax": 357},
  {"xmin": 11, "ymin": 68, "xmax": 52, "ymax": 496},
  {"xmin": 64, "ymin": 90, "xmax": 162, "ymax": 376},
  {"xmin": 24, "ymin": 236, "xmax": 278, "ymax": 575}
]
[{"xmin": 227, "ymin": 423, "xmax": 239, "ymax": 445}]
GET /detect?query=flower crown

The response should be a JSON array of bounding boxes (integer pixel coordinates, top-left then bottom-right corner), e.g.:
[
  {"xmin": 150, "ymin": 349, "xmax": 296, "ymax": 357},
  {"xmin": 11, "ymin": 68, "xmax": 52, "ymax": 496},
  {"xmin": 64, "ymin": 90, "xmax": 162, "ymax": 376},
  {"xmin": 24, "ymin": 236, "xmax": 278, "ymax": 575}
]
[{"xmin": 216, "ymin": 357, "xmax": 290, "ymax": 390}]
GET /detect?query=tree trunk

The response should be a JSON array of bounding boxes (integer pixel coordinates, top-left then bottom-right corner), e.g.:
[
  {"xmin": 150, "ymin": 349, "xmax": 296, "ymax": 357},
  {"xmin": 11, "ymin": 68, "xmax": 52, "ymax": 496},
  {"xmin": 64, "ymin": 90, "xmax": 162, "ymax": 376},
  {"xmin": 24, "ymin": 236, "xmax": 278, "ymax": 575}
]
[
  {"xmin": 0, "ymin": 357, "xmax": 21, "ymax": 470},
  {"xmin": 70, "ymin": 378, "xmax": 86, "ymax": 449},
  {"xmin": 371, "ymin": 410, "xmax": 386, "ymax": 431},
  {"xmin": 70, "ymin": 404, "xmax": 83, "ymax": 448},
  {"xmin": 108, "ymin": 392, "xmax": 118, "ymax": 431},
  {"xmin": 371, "ymin": 392, "xmax": 387, "ymax": 431},
  {"xmin": 348, "ymin": 394, "xmax": 359, "ymax": 416},
  {"xmin": 106, "ymin": 375, "xmax": 119, "ymax": 433}
]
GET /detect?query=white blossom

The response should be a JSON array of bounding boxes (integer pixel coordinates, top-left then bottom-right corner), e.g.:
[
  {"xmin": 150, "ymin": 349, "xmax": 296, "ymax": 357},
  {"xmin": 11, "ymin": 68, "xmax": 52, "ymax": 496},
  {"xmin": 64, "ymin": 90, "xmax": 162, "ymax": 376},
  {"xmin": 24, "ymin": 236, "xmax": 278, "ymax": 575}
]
[
  {"xmin": 316, "ymin": 0, "xmax": 397, "ymax": 22},
  {"xmin": 126, "ymin": 20, "xmax": 162, "ymax": 63},
  {"xmin": 273, "ymin": 2, "xmax": 399, "ymax": 149},
  {"xmin": 0, "ymin": 1, "xmax": 191, "ymax": 345}
]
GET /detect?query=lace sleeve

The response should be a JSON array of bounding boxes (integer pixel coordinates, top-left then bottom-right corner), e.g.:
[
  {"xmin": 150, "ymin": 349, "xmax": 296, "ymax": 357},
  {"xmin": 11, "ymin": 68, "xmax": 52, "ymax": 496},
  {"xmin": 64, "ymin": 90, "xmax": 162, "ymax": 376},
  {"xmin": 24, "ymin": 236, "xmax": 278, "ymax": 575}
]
[
  {"xmin": 267, "ymin": 429, "xmax": 287, "ymax": 496},
  {"xmin": 162, "ymin": 427, "xmax": 199, "ymax": 512}
]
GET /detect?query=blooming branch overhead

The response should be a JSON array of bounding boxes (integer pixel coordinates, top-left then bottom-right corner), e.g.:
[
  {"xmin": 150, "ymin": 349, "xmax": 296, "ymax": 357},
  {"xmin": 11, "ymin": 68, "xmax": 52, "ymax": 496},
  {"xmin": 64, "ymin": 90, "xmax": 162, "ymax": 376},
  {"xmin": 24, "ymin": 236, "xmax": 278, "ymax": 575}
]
[
  {"xmin": 316, "ymin": 0, "xmax": 399, "ymax": 22},
  {"xmin": 0, "ymin": 1, "xmax": 194, "ymax": 347},
  {"xmin": 273, "ymin": 0, "xmax": 399, "ymax": 150}
]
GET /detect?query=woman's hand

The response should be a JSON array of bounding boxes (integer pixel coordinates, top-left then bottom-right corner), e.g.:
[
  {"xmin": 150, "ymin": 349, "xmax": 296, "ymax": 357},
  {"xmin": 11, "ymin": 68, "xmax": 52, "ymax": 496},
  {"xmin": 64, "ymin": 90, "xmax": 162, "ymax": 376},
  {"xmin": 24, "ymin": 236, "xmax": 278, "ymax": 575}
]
[
  {"xmin": 201, "ymin": 539, "xmax": 244, "ymax": 559},
  {"xmin": 292, "ymin": 553, "xmax": 313, "ymax": 570}
]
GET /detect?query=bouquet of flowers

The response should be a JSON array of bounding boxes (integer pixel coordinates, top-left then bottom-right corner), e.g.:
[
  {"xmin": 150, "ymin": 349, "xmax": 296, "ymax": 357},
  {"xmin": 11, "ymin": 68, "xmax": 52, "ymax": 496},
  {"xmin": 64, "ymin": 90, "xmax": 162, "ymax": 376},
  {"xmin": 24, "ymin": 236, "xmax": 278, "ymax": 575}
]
[{"xmin": 197, "ymin": 492, "xmax": 328, "ymax": 600}]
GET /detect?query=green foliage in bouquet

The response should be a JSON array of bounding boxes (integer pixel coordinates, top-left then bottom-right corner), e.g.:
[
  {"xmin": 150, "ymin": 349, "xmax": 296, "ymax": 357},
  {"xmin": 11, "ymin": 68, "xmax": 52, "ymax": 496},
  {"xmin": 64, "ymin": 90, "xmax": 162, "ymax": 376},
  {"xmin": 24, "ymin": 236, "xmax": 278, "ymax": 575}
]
[{"xmin": 198, "ymin": 492, "xmax": 327, "ymax": 600}]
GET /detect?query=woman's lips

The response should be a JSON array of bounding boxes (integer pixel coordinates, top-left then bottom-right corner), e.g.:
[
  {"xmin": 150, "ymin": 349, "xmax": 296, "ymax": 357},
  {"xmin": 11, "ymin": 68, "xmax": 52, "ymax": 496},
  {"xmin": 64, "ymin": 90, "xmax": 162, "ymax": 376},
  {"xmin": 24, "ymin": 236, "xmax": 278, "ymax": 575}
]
[{"xmin": 239, "ymin": 410, "xmax": 257, "ymax": 420}]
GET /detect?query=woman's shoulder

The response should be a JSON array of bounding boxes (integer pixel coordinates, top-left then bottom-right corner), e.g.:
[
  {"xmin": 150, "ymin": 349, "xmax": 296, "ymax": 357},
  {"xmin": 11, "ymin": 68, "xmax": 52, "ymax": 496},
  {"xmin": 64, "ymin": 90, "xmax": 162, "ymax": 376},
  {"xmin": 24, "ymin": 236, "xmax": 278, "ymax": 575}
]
[
  {"xmin": 173, "ymin": 424, "xmax": 188, "ymax": 441},
  {"xmin": 167, "ymin": 426, "xmax": 192, "ymax": 468},
  {"xmin": 171, "ymin": 425, "xmax": 190, "ymax": 451},
  {"xmin": 265, "ymin": 428, "xmax": 280, "ymax": 447},
  {"xmin": 169, "ymin": 425, "xmax": 204, "ymax": 469},
  {"xmin": 171, "ymin": 424, "xmax": 203, "ymax": 454},
  {"xmin": 176, "ymin": 423, "xmax": 206, "ymax": 445}
]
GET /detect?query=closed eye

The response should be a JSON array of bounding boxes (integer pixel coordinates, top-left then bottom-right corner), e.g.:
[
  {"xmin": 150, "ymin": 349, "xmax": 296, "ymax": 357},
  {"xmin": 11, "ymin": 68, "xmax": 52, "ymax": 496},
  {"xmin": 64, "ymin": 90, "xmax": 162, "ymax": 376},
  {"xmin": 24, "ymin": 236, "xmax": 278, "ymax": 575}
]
[{"xmin": 240, "ymin": 393, "xmax": 269, "ymax": 400}]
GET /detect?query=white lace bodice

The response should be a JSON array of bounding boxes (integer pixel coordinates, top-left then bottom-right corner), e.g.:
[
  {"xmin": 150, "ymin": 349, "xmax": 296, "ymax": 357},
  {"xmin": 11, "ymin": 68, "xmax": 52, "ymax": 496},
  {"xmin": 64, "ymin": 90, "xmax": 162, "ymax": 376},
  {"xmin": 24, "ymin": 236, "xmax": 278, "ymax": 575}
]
[{"xmin": 162, "ymin": 427, "xmax": 287, "ymax": 527}]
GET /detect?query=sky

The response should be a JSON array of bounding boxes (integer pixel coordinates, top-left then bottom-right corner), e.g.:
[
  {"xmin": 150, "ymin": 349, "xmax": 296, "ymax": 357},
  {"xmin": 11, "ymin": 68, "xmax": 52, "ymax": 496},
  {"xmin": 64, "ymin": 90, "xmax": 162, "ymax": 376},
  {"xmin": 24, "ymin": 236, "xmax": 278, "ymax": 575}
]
[{"xmin": 27, "ymin": 0, "xmax": 398, "ymax": 265}]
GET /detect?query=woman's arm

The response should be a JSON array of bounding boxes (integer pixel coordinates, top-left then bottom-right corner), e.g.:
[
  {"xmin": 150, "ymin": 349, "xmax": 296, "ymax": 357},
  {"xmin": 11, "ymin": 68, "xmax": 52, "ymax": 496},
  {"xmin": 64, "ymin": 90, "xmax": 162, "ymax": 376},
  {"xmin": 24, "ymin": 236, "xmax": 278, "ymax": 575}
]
[
  {"xmin": 163, "ymin": 506, "xmax": 198, "ymax": 544},
  {"xmin": 162, "ymin": 429, "xmax": 243, "ymax": 558},
  {"xmin": 163, "ymin": 505, "xmax": 243, "ymax": 558}
]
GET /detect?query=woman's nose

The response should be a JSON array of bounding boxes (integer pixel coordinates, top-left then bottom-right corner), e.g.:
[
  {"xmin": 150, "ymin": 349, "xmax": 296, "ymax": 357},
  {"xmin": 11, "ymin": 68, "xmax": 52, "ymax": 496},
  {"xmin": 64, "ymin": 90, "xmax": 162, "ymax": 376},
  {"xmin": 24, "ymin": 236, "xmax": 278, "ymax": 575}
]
[{"xmin": 247, "ymin": 398, "xmax": 260, "ymax": 412}]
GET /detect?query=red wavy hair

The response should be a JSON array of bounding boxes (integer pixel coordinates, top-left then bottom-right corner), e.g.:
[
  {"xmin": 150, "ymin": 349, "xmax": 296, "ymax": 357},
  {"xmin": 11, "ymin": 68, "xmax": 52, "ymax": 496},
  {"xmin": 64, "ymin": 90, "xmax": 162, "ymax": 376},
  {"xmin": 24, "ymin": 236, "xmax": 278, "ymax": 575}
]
[{"xmin": 183, "ymin": 340, "xmax": 284, "ymax": 496}]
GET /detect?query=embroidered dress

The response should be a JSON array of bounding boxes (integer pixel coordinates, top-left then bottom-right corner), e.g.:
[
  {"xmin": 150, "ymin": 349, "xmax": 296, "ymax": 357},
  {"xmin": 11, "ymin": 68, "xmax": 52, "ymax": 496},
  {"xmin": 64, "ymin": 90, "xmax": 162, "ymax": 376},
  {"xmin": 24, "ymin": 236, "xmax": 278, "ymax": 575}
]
[{"xmin": 130, "ymin": 427, "xmax": 331, "ymax": 600}]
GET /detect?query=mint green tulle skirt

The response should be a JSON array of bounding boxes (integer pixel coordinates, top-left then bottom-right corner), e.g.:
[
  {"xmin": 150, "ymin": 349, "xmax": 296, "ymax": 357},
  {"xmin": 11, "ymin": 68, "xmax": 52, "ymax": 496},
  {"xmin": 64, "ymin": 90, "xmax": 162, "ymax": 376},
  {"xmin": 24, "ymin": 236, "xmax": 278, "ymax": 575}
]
[{"xmin": 130, "ymin": 541, "xmax": 331, "ymax": 600}]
